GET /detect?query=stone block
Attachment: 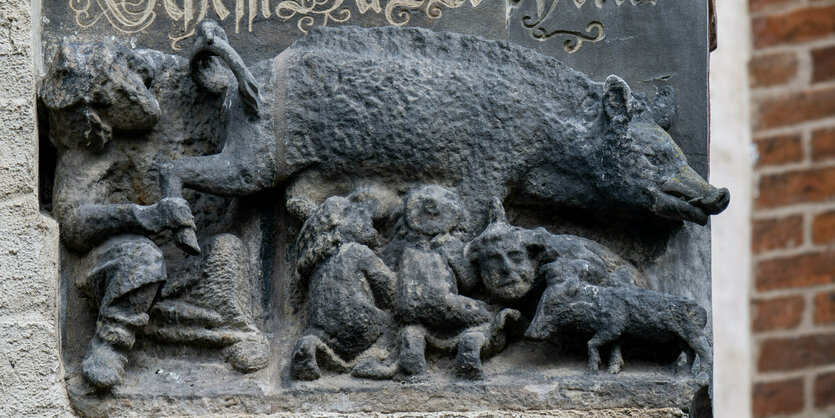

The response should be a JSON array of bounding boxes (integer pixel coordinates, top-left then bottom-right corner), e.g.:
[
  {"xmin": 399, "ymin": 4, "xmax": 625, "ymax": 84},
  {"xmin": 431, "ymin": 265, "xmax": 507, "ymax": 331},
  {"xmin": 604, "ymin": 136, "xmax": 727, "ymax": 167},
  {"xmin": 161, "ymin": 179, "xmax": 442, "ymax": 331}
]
[
  {"xmin": 0, "ymin": 197, "xmax": 60, "ymax": 321},
  {"xmin": 0, "ymin": 319, "xmax": 70, "ymax": 416},
  {"xmin": 0, "ymin": 98, "xmax": 36, "ymax": 198}
]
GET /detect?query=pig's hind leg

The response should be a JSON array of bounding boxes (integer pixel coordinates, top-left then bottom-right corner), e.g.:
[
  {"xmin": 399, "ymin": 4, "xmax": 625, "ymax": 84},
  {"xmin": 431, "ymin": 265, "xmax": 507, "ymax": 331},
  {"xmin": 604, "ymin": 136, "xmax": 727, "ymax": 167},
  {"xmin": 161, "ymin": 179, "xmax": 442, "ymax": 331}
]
[
  {"xmin": 684, "ymin": 332, "xmax": 713, "ymax": 378},
  {"xmin": 586, "ymin": 329, "xmax": 620, "ymax": 373},
  {"xmin": 607, "ymin": 343, "xmax": 624, "ymax": 374}
]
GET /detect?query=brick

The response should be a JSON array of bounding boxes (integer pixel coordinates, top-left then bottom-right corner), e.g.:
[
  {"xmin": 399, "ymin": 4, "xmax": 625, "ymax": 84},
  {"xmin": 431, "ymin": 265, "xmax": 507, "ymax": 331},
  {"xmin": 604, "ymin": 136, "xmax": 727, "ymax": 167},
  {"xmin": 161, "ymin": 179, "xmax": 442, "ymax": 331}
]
[
  {"xmin": 815, "ymin": 371, "xmax": 835, "ymax": 408},
  {"xmin": 754, "ymin": 134, "xmax": 803, "ymax": 167},
  {"xmin": 752, "ymin": 296, "xmax": 805, "ymax": 332},
  {"xmin": 813, "ymin": 45, "xmax": 835, "ymax": 83},
  {"xmin": 752, "ymin": 215, "xmax": 803, "ymax": 253},
  {"xmin": 756, "ymin": 166, "xmax": 835, "ymax": 208},
  {"xmin": 756, "ymin": 251, "xmax": 835, "ymax": 290},
  {"xmin": 750, "ymin": 52, "xmax": 798, "ymax": 88},
  {"xmin": 812, "ymin": 128, "xmax": 835, "ymax": 162},
  {"xmin": 758, "ymin": 333, "xmax": 835, "ymax": 372},
  {"xmin": 752, "ymin": 378, "xmax": 804, "ymax": 416},
  {"xmin": 752, "ymin": 5, "xmax": 835, "ymax": 48},
  {"xmin": 813, "ymin": 210, "xmax": 835, "ymax": 245},
  {"xmin": 755, "ymin": 86, "xmax": 835, "ymax": 130},
  {"xmin": 749, "ymin": 0, "xmax": 794, "ymax": 13},
  {"xmin": 814, "ymin": 290, "xmax": 835, "ymax": 324}
]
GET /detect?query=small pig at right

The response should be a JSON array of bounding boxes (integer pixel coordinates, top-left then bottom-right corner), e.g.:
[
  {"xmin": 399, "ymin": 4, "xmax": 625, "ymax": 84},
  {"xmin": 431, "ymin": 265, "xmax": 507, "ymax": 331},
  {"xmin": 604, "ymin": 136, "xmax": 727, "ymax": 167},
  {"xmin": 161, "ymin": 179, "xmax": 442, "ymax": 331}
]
[{"xmin": 524, "ymin": 259, "xmax": 712, "ymax": 378}]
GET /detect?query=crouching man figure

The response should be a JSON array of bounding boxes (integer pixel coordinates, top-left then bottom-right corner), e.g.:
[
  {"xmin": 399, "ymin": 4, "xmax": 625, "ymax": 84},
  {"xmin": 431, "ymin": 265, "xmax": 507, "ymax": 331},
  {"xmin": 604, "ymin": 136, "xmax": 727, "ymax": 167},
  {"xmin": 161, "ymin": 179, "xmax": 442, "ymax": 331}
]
[{"xmin": 40, "ymin": 41, "xmax": 195, "ymax": 389}]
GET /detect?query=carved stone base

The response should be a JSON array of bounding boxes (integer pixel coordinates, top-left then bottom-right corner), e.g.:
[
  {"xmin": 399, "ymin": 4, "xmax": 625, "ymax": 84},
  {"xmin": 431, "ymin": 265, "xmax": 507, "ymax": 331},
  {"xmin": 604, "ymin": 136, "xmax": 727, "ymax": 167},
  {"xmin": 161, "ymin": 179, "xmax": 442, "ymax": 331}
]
[{"xmin": 65, "ymin": 348, "xmax": 705, "ymax": 416}]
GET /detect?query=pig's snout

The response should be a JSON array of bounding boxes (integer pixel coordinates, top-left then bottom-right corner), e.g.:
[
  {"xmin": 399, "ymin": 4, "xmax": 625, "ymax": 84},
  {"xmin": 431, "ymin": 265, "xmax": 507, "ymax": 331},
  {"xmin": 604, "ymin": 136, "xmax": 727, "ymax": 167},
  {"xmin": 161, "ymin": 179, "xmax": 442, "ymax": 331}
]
[
  {"xmin": 696, "ymin": 187, "xmax": 730, "ymax": 215},
  {"xmin": 524, "ymin": 319, "xmax": 549, "ymax": 341}
]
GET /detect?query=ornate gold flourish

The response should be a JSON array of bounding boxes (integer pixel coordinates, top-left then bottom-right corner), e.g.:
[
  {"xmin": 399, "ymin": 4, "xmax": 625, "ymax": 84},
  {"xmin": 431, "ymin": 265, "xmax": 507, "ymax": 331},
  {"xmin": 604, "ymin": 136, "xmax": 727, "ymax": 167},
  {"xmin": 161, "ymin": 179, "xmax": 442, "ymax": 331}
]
[
  {"xmin": 521, "ymin": 0, "xmax": 655, "ymax": 53},
  {"xmin": 275, "ymin": 0, "xmax": 351, "ymax": 33},
  {"xmin": 71, "ymin": 0, "xmax": 158, "ymax": 33}
]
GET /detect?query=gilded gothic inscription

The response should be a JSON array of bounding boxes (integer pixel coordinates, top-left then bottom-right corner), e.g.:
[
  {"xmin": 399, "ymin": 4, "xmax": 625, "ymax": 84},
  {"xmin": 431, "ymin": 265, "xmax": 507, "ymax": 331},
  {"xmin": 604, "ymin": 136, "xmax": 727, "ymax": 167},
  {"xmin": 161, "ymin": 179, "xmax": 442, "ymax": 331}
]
[{"xmin": 70, "ymin": 0, "xmax": 656, "ymax": 51}]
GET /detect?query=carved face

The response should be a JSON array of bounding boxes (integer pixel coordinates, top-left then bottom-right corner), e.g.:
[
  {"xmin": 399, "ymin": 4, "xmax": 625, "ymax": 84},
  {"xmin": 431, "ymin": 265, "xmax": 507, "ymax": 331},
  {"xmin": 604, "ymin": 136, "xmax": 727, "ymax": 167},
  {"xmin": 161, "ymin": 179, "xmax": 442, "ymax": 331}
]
[
  {"xmin": 404, "ymin": 185, "xmax": 463, "ymax": 236},
  {"xmin": 39, "ymin": 42, "xmax": 161, "ymax": 150},
  {"xmin": 472, "ymin": 229, "xmax": 539, "ymax": 303}
]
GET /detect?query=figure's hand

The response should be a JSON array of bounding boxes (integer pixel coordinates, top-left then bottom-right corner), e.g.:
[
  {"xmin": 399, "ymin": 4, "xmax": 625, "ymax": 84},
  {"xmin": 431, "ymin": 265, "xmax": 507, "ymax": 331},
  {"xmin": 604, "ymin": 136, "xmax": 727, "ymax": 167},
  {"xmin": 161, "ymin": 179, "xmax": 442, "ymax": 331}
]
[{"xmin": 156, "ymin": 197, "xmax": 196, "ymax": 232}]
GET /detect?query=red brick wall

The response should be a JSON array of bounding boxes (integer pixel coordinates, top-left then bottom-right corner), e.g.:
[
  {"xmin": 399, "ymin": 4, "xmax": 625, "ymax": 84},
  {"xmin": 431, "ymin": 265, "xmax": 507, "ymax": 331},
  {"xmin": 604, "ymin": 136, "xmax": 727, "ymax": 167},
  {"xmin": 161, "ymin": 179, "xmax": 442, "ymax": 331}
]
[{"xmin": 748, "ymin": 0, "xmax": 835, "ymax": 416}]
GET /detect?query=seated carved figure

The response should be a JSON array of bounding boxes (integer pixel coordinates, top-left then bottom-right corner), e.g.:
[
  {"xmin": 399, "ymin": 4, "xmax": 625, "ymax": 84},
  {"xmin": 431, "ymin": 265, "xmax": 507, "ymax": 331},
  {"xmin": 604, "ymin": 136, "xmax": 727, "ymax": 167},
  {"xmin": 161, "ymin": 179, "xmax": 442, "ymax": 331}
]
[
  {"xmin": 290, "ymin": 190, "xmax": 397, "ymax": 381},
  {"xmin": 40, "ymin": 41, "xmax": 270, "ymax": 389},
  {"xmin": 145, "ymin": 234, "xmax": 270, "ymax": 373},
  {"xmin": 392, "ymin": 186, "xmax": 521, "ymax": 380},
  {"xmin": 39, "ymin": 42, "xmax": 195, "ymax": 389}
]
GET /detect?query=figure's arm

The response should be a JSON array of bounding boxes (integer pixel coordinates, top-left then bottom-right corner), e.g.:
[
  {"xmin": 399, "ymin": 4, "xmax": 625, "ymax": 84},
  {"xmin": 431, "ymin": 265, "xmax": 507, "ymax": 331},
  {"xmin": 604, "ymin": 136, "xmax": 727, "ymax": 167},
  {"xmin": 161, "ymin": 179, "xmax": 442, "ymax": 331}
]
[
  {"xmin": 58, "ymin": 198, "xmax": 194, "ymax": 253},
  {"xmin": 440, "ymin": 239, "xmax": 480, "ymax": 294},
  {"xmin": 361, "ymin": 250, "xmax": 396, "ymax": 309}
]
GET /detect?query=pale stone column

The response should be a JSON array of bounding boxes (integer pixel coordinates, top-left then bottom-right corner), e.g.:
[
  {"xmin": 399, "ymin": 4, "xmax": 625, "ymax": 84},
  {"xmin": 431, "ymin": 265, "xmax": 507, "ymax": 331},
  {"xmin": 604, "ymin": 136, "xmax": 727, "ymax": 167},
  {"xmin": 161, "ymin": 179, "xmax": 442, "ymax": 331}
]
[
  {"xmin": 710, "ymin": 0, "xmax": 754, "ymax": 416},
  {"xmin": 0, "ymin": 0, "xmax": 71, "ymax": 414}
]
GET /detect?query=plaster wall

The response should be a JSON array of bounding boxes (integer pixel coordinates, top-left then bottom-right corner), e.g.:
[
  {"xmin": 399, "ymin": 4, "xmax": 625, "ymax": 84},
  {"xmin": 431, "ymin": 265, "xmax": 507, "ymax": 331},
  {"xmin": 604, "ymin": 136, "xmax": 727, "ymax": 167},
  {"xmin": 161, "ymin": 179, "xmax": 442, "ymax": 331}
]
[{"xmin": 709, "ymin": 0, "xmax": 754, "ymax": 415}]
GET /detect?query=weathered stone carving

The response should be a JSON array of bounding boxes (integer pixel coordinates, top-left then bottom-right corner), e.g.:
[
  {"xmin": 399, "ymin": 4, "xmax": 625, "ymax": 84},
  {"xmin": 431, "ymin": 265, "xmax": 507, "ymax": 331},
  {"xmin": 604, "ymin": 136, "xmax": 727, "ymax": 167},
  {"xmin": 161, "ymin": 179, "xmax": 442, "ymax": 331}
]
[
  {"xmin": 40, "ymin": 19, "xmax": 729, "ymax": 413},
  {"xmin": 467, "ymin": 199, "xmax": 711, "ymax": 376},
  {"xmin": 160, "ymin": 21, "xmax": 728, "ymax": 250},
  {"xmin": 145, "ymin": 234, "xmax": 270, "ymax": 373},
  {"xmin": 40, "ymin": 41, "xmax": 268, "ymax": 390},
  {"xmin": 290, "ymin": 190, "xmax": 398, "ymax": 380},
  {"xmin": 525, "ymin": 270, "xmax": 711, "ymax": 377}
]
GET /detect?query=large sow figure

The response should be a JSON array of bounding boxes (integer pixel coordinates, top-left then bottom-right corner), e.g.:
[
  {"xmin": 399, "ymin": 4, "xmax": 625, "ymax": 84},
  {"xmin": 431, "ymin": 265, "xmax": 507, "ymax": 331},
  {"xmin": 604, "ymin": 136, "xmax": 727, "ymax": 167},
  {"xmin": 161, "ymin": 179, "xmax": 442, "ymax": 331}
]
[{"xmin": 162, "ymin": 21, "xmax": 730, "ymax": 252}]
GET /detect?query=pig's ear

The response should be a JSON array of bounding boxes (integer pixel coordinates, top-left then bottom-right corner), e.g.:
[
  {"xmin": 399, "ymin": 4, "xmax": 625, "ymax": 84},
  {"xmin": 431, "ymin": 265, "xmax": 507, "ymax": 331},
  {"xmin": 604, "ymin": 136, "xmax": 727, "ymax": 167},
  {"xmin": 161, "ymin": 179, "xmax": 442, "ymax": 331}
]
[
  {"xmin": 602, "ymin": 75, "xmax": 635, "ymax": 130},
  {"xmin": 648, "ymin": 85, "xmax": 675, "ymax": 131},
  {"xmin": 486, "ymin": 197, "xmax": 507, "ymax": 224}
]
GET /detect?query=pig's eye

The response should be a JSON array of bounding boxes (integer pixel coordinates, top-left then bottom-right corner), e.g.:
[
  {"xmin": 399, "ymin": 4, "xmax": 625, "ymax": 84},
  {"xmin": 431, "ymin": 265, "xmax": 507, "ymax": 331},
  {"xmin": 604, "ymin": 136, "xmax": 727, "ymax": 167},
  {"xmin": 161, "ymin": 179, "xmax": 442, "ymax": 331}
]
[{"xmin": 643, "ymin": 152, "xmax": 662, "ymax": 166}]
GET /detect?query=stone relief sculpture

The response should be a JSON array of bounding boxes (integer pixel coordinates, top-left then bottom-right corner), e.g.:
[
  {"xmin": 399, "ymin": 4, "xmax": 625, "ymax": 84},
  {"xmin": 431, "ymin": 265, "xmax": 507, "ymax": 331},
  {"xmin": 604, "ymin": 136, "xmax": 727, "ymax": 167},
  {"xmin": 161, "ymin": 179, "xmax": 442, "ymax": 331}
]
[
  {"xmin": 160, "ymin": 20, "xmax": 728, "ymax": 246},
  {"xmin": 39, "ymin": 41, "xmax": 268, "ymax": 390},
  {"xmin": 290, "ymin": 190, "xmax": 398, "ymax": 380},
  {"xmin": 39, "ymin": 18, "xmax": 729, "ymax": 412}
]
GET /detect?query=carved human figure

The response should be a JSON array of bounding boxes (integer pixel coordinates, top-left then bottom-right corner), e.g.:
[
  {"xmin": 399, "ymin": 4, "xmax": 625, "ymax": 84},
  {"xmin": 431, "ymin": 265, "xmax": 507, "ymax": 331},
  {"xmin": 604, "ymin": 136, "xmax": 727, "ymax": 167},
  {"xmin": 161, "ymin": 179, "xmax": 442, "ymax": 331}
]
[
  {"xmin": 392, "ymin": 186, "xmax": 521, "ymax": 380},
  {"xmin": 466, "ymin": 198, "xmax": 711, "ymax": 374},
  {"xmin": 39, "ymin": 42, "xmax": 195, "ymax": 388},
  {"xmin": 290, "ymin": 191, "xmax": 397, "ymax": 381},
  {"xmin": 466, "ymin": 198, "xmax": 645, "ymax": 373},
  {"xmin": 467, "ymin": 198, "xmax": 642, "ymax": 308},
  {"xmin": 146, "ymin": 234, "xmax": 270, "ymax": 373}
]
